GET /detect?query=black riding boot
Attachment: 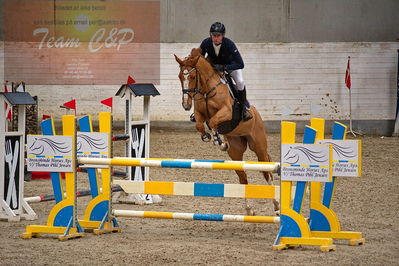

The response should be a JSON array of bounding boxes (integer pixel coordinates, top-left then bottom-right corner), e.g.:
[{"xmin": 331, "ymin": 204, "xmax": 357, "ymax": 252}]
[{"xmin": 237, "ymin": 87, "xmax": 253, "ymax": 121}]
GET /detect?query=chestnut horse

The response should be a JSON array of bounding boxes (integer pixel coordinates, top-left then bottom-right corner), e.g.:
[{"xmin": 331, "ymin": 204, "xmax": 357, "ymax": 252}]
[{"xmin": 174, "ymin": 48, "xmax": 279, "ymax": 215}]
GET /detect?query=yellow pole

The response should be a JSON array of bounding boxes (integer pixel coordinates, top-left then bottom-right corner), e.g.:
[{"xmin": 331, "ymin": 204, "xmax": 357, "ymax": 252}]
[
  {"xmin": 280, "ymin": 122, "xmax": 296, "ymax": 210},
  {"xmin": 62, "ymin": 115, "xmax": 76, "ymax": 227}
]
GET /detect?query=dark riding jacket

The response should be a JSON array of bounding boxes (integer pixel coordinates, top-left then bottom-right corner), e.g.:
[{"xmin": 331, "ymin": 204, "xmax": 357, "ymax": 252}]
[{"xmin": 200, "ymin": 37, "xmax": 244, "ymax": 71}]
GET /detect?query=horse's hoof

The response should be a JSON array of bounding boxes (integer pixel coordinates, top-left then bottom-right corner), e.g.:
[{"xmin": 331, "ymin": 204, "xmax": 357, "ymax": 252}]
[
  {"xmin": 201, "ymin": 133, "xmax": 211, "ymax": 142},
  {"xmin": 275, "ymin": 210, "xmax": 280, "ymax": 216},
  {"xmin": 190, "ymin": 113, "xmax": 196, "ymax": 122},
  {"xmin": 219, "ymin": 142, "xmax": 229, "ymax": 151},
  {"xmin": 245, "ymin": 207, "xmax": 255, "ymax": 216},
  {"xmin": 247, "ymin": 210, "xmax": 255, "ymax": 216}
]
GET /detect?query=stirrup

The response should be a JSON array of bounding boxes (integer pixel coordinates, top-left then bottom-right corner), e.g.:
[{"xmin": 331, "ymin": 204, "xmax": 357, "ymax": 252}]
[
  {"xmin": 242, "ymin": 110, "xmax": 252, "ymax": 121},
  {"xmin": 244, "ymin": 101, "xmax": 251, "ymax": 110}
]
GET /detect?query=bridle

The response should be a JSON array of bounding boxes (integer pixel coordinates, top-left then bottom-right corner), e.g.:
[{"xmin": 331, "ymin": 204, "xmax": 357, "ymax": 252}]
[
  {"xmin": 180, "ymin": 63, "xmax": 224, "ymax": 119},
  {"xmin": 180, "ymin": 65, "xmax": 222, "ymax": 102},
  {"xmin": 181, "ymin": 66, "xmax": 201, "ymax": 99}
]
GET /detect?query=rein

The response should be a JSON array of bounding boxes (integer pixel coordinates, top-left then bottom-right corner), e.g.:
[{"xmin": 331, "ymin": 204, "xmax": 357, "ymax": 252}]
[
  {"xmin": 181, "ymin": 66, "xmax": 222, "ymax": 100},
  {"xmin": 181, "ymin": 65, "xmax": 222, "ymax": 118}
]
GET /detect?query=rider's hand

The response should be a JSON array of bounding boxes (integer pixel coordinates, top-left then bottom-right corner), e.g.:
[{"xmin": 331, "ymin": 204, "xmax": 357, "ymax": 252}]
[{"xmin": 213, "ymin": 64, "xmax": 225, "ymax": 72}]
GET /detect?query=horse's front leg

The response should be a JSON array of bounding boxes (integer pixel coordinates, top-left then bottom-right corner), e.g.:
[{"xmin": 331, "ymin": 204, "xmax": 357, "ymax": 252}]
[
  {"xmin": 194, "ymin": 112, "xmax": 211, "ymax": 142},
  {"xmin": 208, "ymin": 108, "xmax": 231, "ymax": 151},
  {"xmin": 208, "ymin": 129, "xmax": 228, "ymax": 151}
]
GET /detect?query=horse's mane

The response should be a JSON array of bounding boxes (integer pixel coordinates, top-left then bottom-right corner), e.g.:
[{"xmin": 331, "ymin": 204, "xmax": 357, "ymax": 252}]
[
  {"xmin": 185, "ymin": 48, "xmax": 213, "ymax": 70},
  {"xmin": 190, "ymin": 48, "xmax": 202, "ymax": 57}
]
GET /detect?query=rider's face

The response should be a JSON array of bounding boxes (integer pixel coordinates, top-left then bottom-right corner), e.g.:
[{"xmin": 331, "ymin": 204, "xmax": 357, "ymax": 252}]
[{"xmin": 211, "ymin": 34, "xmax": 223, "ymax": 45}]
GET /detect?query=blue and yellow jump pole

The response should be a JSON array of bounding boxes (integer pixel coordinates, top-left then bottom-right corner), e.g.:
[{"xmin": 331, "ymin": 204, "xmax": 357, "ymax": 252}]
[
  {"xmin": 77, "ymin": 113, "xmax": 120, "ymax": 234},
  {"xmin": 78, "ymin": 158, "xmax": 280, "ymax": 172},
  {"xmin": 309, "ymin": 118, "xmax": 364, "ymax": 245},
  {"xmin": 23, "ymin": 115, "xmax": 84, "ymax": 240},
  {"xmin": 23, "ymin": 112, "xmax": 120, "ymax": 239},
  {"xmin": 113, "ymin": 180, "xmax": 281, "ymax": 223},
  {"xmin": 272, "ymin": 122, "xmax": 336, "ymax": 252}
]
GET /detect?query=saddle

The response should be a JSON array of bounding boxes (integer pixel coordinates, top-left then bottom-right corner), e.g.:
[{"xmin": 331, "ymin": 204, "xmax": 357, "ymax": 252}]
[{"xmin": 217, "ymin": 73, "xmax": 244, "ymax": 134}]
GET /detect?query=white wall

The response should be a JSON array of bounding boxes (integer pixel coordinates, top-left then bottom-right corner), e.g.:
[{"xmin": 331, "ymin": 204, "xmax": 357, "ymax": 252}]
[
  {"xmin": 164, "ymin": 42, "xmax": 398, "ymax": 122},
  {"xmin": 1, "ymin": 42, "xmax": 398, "ymax": 125}
]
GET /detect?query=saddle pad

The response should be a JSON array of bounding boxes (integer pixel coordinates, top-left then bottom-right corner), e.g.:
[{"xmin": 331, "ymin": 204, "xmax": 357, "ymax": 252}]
[{"xmin": 220, "ymin": 78, "xmax": 236, "ymax": 99}]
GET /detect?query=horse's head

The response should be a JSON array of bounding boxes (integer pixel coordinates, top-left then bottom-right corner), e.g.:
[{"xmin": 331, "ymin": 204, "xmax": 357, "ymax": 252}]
[{"xmin": 174, "ymin": 52, "xmax": 201, "ymax": 111}]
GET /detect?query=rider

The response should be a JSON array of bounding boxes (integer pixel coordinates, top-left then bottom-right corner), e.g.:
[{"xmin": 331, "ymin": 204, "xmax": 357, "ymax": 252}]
[{"xmin": 199, "ymin": 22, "xmax": 252, "ymax": 121}]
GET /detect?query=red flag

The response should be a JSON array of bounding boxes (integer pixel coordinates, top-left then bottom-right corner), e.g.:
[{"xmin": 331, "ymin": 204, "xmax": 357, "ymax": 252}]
[
  {"xmin": 100, "ymin": 97, "xmax": 113, "ymax": 108},
  {"xmin": 127, "ymin": 75, "xmax": 136, "ymax": 84},
  {"xmin": 63, "ymin": 99, "xmax": 76, "ymax": 110},
  {"xmin": 345, "ymin": 56, "xmax": 351, "ymax": 90},
  {"xmin": 4, "ymin": 81, "xmax": 12, "ymax": 121},
  {"xmin": 42, "ymin": 115, "xmax": 51, "ymax": 120}
]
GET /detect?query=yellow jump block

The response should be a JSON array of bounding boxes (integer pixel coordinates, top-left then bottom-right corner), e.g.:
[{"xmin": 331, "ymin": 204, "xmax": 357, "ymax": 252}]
[{"xmin": 23, "ymin": 225, "xmax": 84, "ymax": 240}]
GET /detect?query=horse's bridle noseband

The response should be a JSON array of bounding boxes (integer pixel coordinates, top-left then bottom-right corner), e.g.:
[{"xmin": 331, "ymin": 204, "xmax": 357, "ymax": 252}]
[{"xmin": 181, "ymin": 66, "xmax": 201, "ymax": 99}]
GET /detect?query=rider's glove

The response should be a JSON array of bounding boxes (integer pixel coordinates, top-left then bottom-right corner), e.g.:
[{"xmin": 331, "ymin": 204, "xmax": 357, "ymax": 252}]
[{"xmin": 213, "ymin": 64, "xmax": 225, "ymax": 72}]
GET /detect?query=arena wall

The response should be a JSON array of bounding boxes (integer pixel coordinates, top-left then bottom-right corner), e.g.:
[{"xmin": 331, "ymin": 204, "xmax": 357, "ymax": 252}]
[{"xmin": 0, "ymin": 0, "xmax": 398, "ymax": 134}]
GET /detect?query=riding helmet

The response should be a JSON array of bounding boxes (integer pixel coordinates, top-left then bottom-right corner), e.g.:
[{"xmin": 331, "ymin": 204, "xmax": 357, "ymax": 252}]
[{"xmin": 210, "ymin": 22, "xmax": 225, "ymax": 35}]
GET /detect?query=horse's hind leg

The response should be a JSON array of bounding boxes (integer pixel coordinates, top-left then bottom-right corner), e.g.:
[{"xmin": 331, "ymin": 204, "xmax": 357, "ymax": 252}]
[
  {"xmin": 225, "ymin": 136, "xmax": 255, "ymax": 216},
  {"xmin": 225, "ymin": 136, "xmax": 247, "ymax": 184},
  {"xmin": 246, "ymin": 134, "xmax": 280, "ymax": 214}
]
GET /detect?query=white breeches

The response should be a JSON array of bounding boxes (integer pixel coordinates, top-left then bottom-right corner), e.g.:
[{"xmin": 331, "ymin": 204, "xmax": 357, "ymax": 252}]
[{"xmin": 230, "ymin": 69, "xmax": 245, "ymax": 91}]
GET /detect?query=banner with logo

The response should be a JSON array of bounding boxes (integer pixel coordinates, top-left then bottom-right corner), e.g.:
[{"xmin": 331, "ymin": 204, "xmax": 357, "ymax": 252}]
[
  {"xmin": 4, "ymin": 1, "xmax": 160, "ymax": 85},
  {"xmin": 27, "ymin": 135, "xmax": 73, "ymax": 172},
  {"xmin": 281, "ymin": 143, "xmax": 332, "ymax": 182}
]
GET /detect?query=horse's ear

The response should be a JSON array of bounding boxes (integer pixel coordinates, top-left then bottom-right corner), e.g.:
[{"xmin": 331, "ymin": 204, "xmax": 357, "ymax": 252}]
[{"xmin": 174, "ymin": 54, "xmax": 184, "ymax": 66}]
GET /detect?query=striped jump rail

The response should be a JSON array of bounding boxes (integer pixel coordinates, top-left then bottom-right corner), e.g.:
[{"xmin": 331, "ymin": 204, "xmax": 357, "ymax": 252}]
[
  {"xmin": 113, "ymin": 181, "xmax": 282, "ymax": 224},
  {"xmin": 78, "ymin": 157, "xmax": 280, "ymax": 172},
  {"xmin": 114, "ymin": 180, "xmax": 282, "ymax": 199},
  {"xmin": 113, "ymin": 210, "xmax": 280, "ymax": 224}
]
